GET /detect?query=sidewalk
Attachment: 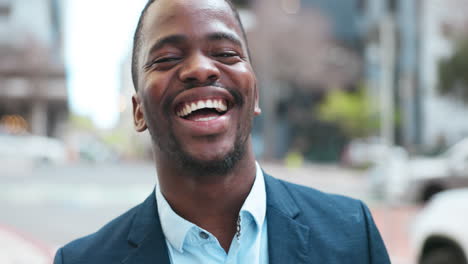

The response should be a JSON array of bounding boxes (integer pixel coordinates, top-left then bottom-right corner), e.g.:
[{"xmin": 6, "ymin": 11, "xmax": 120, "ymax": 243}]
[
  {"xmin": 371, "ymin": 206, "xmax": 420, "ymax": 264},
  {"xmin": 0, "ymin": 224, "xmax": 54, "ymax": 264}
]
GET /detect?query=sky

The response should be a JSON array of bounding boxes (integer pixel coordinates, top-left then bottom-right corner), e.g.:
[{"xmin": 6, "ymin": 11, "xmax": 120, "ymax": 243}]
[{"xmin": 64, "ymin": 0, "xmax": 147, "ymax": 129}]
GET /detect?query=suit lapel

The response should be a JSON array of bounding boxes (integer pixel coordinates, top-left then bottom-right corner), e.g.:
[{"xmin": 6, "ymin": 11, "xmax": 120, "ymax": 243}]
[
  {"xmin": 122, "ymin": 190, "xmax": 171, "ymax": 264},
  {"xmin": 265, "ymin": 174, "xmax": 311, "ymax": 264},
  {"xmin": 121, "ymin": 174, "xmax": 312, "ymax": 264}
]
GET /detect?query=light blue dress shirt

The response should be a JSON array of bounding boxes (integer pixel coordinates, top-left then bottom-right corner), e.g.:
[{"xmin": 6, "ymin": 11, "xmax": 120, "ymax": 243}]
[{"xmin": 155, "ymin": 162, "xmax": 269, "ymax": 264}]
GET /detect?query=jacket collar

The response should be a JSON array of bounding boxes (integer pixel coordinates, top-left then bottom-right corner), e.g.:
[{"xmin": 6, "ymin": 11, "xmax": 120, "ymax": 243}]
[
  {"xmin": 122, "ymin": 190, "xmax": 170, "ymax": 264},
  {"xmin": 122, "ymin": 172, "xmax": 311, "ymax": 264},
  {"xmin": 264, "ymin": 173, "xmax": 311, "ymax": 264}
]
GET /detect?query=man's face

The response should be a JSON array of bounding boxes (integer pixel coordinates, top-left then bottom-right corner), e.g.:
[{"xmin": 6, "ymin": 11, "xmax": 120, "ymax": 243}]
[{"xmin": 133, "ymin": 0, "xmax": 260, "ymax": 173}]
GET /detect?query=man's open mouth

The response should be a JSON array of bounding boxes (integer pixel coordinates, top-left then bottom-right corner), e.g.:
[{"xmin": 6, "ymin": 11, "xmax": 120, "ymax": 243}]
[{"xmin": 175, "ymin": 99, "xmax": 229, "ymax": 122}]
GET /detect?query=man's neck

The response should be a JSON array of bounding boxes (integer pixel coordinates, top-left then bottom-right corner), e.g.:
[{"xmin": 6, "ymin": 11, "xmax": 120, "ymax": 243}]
[{"xmin": 154, "ymin": 148, "xmax": 257, "ymax": 251}]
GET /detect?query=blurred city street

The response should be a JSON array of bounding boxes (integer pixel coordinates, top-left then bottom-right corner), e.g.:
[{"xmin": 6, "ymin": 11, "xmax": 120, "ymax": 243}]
[
  {"xmin": 3, "ymin": 0, "xmax": 468, "ymax": 263},
  {"xmin": 0, "ymin": 162, "xmax": 418, "ymax": 264}
]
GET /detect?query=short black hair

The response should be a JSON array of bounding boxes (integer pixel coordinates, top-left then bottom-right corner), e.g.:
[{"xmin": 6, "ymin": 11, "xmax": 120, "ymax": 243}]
[{"xmin": 131, "ymin": 0, "xmax": 250, "ymax": 91}]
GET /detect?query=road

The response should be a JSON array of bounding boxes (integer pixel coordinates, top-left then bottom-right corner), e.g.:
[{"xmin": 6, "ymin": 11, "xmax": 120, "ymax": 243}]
[{"xmin": 0, "ymin": 161, "xmax": 418, "ymax": 263}]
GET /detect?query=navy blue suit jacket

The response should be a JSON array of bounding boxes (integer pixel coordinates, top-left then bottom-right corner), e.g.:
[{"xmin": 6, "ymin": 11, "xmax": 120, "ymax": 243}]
[{"xmin": 54, "ymin": 173, "xmax": 390, "ymax": 263}]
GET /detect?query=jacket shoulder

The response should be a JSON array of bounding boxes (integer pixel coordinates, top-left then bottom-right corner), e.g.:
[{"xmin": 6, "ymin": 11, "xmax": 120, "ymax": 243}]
[
  {"xmin": 267, "ymin": 176, "xmax": 390, "ymax": 263},
  {"xmin": 55, "ymin": 203, "xmax": 140, "ymax": 263},
  {"xmin": 272, "ymin": 176, "xmax": 364, "ymax": 217}
]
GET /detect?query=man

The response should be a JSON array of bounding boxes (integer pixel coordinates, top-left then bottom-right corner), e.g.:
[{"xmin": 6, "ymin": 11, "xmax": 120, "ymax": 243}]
[{"xmin": 54, "ymin": 0, "xmax": 390, "ymax": 263}]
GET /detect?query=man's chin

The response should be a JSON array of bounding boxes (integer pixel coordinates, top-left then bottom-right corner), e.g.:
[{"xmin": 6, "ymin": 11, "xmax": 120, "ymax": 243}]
[
  {"xmin": 157, "ymin": 127, "xmax": 247, "ymax": 177},
  {"xmin": 179, "ymin": 154, "xmax": 239, "ymax": 177},
  {"xmin": 174, "ymin": 145, "xmax": 245, "ymax": 177}
]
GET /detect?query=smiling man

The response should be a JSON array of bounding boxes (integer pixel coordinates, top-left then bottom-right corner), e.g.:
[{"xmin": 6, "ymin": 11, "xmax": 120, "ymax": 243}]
[{"xmin": 54, "ymin": 0, "xmax": 390, "ymax": 263}]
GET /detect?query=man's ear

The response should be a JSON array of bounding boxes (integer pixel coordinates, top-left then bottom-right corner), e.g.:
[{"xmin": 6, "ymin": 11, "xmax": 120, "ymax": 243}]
[
  {"xmin": 132, "ymin": 94, "xmax": 147, "ymax": 132},
  {"xmin": 254, "ymin": 84, "xmax": 261, "ymax": 116}
]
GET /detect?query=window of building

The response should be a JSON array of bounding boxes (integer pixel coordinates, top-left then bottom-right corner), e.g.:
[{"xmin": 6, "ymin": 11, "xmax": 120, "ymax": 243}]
[
  {"xmin": 357, "ymin": 0, "xmax": 367, "ymax": 13},
  {"xmin": 388, "ymin": 0, "xmax": 397, "ymax": 13},
  {"xmin": 0, "ymin": 3, "xmax": 11, "ymax": 18}
]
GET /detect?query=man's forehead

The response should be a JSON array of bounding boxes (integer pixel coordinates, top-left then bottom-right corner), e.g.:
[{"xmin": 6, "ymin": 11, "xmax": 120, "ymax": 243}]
[
  {"xmin": 149, "ymin": 0, "xmax": 231, "ymax": 15},
  {"xmin": 143, "ymin": 0, "xmax": 240, "ymax": 35}
]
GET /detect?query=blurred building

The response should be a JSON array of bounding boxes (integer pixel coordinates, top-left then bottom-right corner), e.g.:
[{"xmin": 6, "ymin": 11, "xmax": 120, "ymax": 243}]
[
  {"xmin": 419, "ymin": 0, "xmax": 468, "ymax": 148},
  {"xmin": 248, "ymin": 0, "xmax": 364, "ymax": 160},
  {"xmin": 302, "ymin": 0, "xmax": 362, "ymax": 48},
  {"xmin": 361, "ymin": 0, "xmax": 468, "ymax": 151},
  {"xmin": 360, "ymin": 0, "xmax": 421, "ymax": 149},
  {"xmin": 0, "ymin": 0, "xmax": 68, "ymax": 138}
]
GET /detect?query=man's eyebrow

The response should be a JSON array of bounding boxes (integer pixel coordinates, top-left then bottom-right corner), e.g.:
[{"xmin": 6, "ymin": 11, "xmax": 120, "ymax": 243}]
[
  {"xmin": 147, "ymin": 35, "xmax": 187, "ymax": 56},
  {"xmin": 206, "ymin": 32, "xmax": 242, "ymax": 47}
]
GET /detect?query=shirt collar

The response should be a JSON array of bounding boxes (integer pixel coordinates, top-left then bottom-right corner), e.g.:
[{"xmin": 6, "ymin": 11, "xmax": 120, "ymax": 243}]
[
  {"xmin": 239, "ymin": 162, "xmax": 266, "ymax": 231},
  {"xmin": 155, "ymin": 183, "xmax": 195, "ymax": 253},
  {"xmin": 155, "ymin": 162, "xmax": 267, "ymax": 252}
]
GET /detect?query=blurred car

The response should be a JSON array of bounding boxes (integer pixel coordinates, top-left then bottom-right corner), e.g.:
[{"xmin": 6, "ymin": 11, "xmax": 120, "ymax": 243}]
[
  {"xmin": 342, "ymin": 137, "xmax": 392, "ymax": 168},
  {"xmin": 369, "ymin": 138, "xmax": 468, "ymax": 203},
  {"xmin": 411, "ymin": 189, "xmax": 468, "ymax": 264},
  {"xmin": 0, "ymin": 133, "xmax": 67, "ymax": 166},
  {"xmin": 67, "ymin": 134, "xmax": 119, "ymax": 163},
  {"xmin": 367, "ymin": 145, "xmax": 409, "ymax": 201}
]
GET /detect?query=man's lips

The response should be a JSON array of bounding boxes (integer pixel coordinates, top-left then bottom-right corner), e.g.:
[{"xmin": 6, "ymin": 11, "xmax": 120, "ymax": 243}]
[
  {"xmin": 175, "ymin": 111, "xmax": 232, "ymax": 136},
  {"xmin": 172, "ymin": 86, "xmax": 235, "ymax": 118},
  {"xmin": 171, "ymin": 86, "xmax": 237, "ymax": 136},
  {"xmin": 175, "ymin": 98, "xmax": 228, "ymax": 118}
]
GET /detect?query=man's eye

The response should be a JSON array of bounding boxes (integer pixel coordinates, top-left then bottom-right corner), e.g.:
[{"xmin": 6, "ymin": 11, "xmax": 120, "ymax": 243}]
[
  {"xmin": 153, "ymin": 57, "xmax": 181, "ymax": 64},
  {"xmin": 146, "ymin": 56, "xmax": 181, "ymax": 71},
  {"xmin": 215, "ymin": 52, "xmax": 237, "ymax": 58},
  {"xmin": 213, "ymin": 52, "xmax": 241, "ymax": 64}
]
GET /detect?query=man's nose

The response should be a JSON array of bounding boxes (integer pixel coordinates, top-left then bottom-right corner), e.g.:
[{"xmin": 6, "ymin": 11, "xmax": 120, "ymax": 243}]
[{"xmin": 178, "ymin": 52, "xmax": 220, "ymax": 84}]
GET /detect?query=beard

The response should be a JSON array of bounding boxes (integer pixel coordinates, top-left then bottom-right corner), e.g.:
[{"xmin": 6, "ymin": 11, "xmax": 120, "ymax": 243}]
[
  {"xmin": 160, "ymin": 127, "xmax": 248, "ymax": 177},
  {"xmin": 149, "ymin": 85, "xmax": 252, "ymax": 177}
]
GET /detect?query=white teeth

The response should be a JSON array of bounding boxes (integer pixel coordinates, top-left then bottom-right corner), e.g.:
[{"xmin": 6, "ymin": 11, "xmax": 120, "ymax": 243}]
[
  {"xmin": 177, "ymin": 99, "xmax": 229, "ymax": 117},
  {"xmin": 220, "ymin": 102, "xmax": 227, "ymax": 111},
  {"xmin": 197, "ymin": 101, "xmax": 205, "ymax": 109},
  {"xmin": 195, "ymin": 116, "xmax": 217, "ymax": 122},
  {"xmin": 216, "ymin": 100, "xmax": 227, "ymax": 112}
]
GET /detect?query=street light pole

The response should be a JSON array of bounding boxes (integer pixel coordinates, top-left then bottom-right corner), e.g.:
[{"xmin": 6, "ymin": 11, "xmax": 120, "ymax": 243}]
[{"xmin": 379, "ymin": 15, "xmax": 396, "ymax": 147}]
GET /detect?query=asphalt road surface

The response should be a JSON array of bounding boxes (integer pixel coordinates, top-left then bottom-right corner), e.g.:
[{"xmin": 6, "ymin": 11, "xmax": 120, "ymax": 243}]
[{"xmin": 0, "ymin": 161, "xmax": 417, "ymax": 263}]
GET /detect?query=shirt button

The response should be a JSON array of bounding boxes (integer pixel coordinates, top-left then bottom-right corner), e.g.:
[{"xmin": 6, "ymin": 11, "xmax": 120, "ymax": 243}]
[{"xmin": 199, "ymin": 231, "xmax": 209, "ymax": 239}]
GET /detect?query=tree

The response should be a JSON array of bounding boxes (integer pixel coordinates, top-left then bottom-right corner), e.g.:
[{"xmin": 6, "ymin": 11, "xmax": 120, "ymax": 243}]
[
  {"xmin": 317, "ymin": 87, "xmax": 378, "ymax": 138},
  {"xmin": 438, "ymin": 37, "xmax": 468, "ymax": 102}
]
